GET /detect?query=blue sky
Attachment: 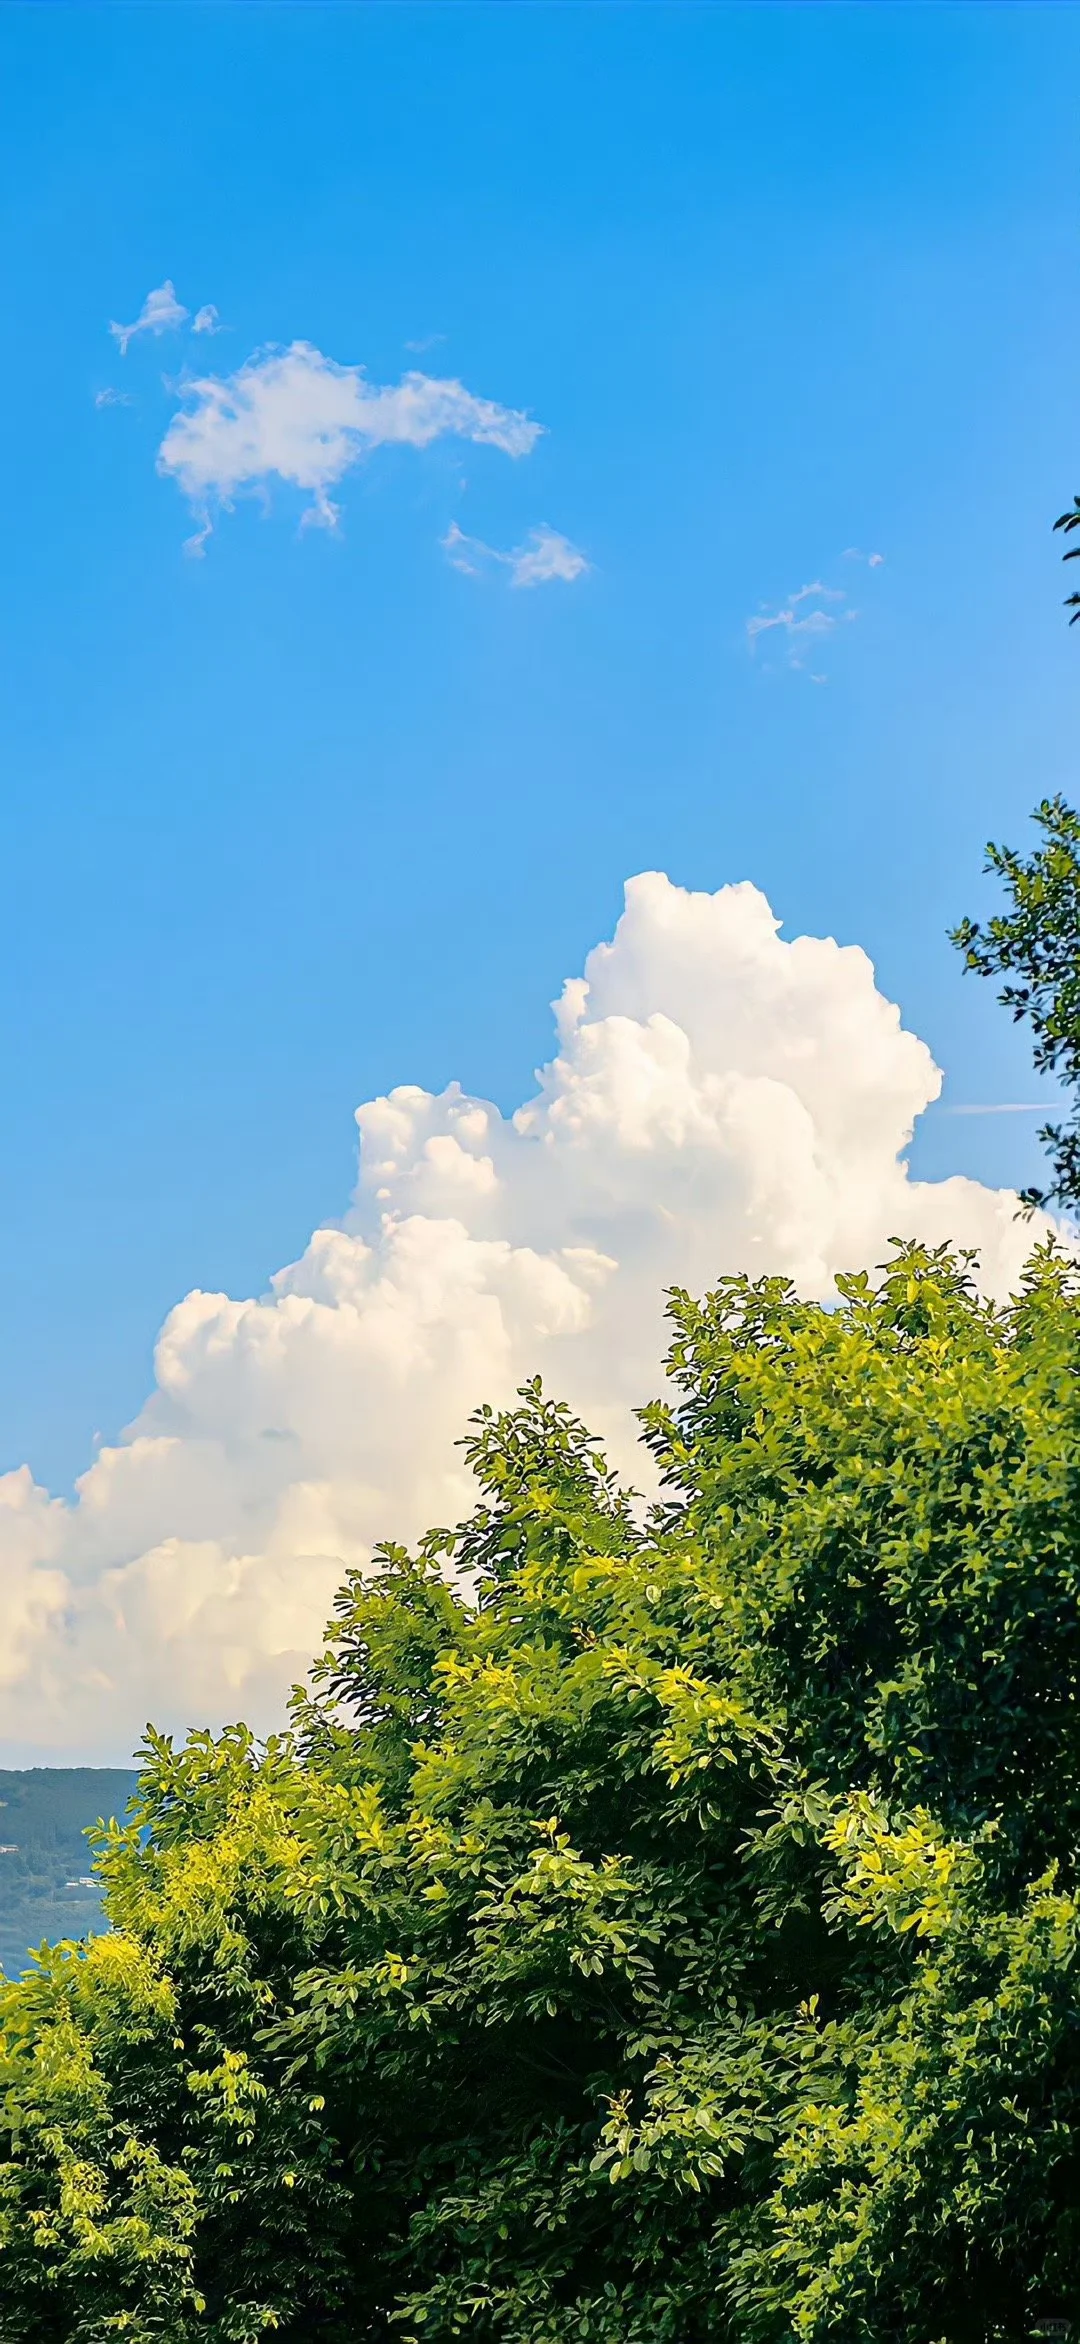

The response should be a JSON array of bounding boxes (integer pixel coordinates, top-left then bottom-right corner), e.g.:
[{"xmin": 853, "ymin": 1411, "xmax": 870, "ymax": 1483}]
[{"xmin": 2, "ymin": 2, "xmax": 1079, "ymax": 1504}]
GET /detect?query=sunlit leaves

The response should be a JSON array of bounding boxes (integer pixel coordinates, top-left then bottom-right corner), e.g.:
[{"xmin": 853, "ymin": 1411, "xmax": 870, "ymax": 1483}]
[{"xmin": 2, "ymin": 1242, "xmax": 1080, "ymax": 2338}]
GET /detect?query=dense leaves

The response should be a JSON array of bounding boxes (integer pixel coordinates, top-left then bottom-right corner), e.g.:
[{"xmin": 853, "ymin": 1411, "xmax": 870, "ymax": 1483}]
[{"xmin": 2, "ymin": 1240, "xmax": 1079, "ymax": 2341}]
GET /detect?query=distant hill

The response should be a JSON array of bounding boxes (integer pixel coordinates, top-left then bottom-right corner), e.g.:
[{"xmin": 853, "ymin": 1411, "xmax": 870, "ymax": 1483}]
[{"xmin": 0, "ymin": 1769, "xmax": 138, "ymax": 1977}]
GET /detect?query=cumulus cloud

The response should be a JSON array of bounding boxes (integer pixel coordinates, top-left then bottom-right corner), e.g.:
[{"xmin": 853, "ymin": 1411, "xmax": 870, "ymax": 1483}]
[
  {"xmin": 109, "ymin": 280, "xmax": 189, "ymax": 356},
  {"xmin": 157, "ymin": 340, "xmax": 544, "ymax": 549},
  {"xmin": 192, "ymin": 304, "xmax": 220, "ymax": 336},
  {"xmin": 0, "ymin": 872, "xmax": 1058, "ymax": 1765},
  {"xmin": 443, "ymin": 519, "xmax": 589, "ymax": 589}
]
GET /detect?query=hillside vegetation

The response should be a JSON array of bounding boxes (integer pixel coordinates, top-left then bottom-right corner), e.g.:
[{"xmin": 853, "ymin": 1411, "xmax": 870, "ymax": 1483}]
[
  {"xmin": 1, "ymin": 1243, "xmax": 1079, "ymax": 2343},
  {"xmin": 0, "ymin": 1771, "xmax": 136, "ymax": 1979}
]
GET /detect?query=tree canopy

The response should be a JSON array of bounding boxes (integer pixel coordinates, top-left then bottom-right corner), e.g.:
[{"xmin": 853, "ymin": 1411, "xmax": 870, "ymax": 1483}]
[{"xmin": 2, "ymin": 1239, "xmax": 1080, "ymax": 2343}]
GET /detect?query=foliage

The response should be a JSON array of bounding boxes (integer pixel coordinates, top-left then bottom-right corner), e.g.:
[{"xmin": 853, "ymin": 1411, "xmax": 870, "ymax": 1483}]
[
  {"xmin": 951, "ymin": 794, "xmax": 1080, "ymax": 1218},
  {"xmin": 2, "ymin": 1242, "xmax": 1079, "ymax": 2341},
  {"xmin": 1053, "ymin": 493, "xmax": 1080, "ymax": 623}
]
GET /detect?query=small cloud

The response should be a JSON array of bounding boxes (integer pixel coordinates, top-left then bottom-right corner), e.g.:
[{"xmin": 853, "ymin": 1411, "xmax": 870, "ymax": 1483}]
[
  {"xmin": 843, "ymin": 546, "xmax": 885, "ymax": 567},
  {"xmin": 747, "ymin": 595, "xmax": 840, "ymax": 648},
  {"xmin": 157, "ymin": 339, "xmax": 544, "ymax": 548},
  {"xmin": 509, "ymin": 526, "xmax": 589, "ymax": 589},
  {"xmin": 443, "ymin": 520, "xmax": 484, "ymax": 577},
  {"xmin": 406, "ymin": 331, "xmax": 446, "ymax": 355},
  {"xmin": 939, "ymin": 1102, "xmax": 1048, "ymax": 1117},
  {"xmin": 443, "ymin": 519, "xmax": 588, "ymax": 590},
  {"xmin": 192, "ymin": 304, "xmax": 220, "ymax": 336},
  {"xmin": 746, "ymin": 556, "xmax": 879, "ymax": 680},
  {"xmin": 94, "ymin": 387, "xmax": 133, "ymax": 409},
  {"xmin": 110, "ymin": 280, "xmax": 188, "ymax": 357},
  {"xmin": 789, "ymin": 580, "xmax": 845, "ymax": 607}
]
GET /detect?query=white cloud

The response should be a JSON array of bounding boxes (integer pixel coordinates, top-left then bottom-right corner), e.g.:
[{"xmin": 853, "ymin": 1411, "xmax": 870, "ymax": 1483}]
[
  {"xmin": 747, "ymin": 569, "xmax": 871, "ymax": 680},
  {"xmin": 746, "ymin": 589, "xmax": 844, "ymax": 681},
  {"xmin": 510, "ymin": 526, "xmax": 589, "ymax": 588},
  {"xmin": 443, "ymin": 519, "xmax": 588, "ymax": 589},
  {"xmin": 0, "ymin": 872, "xmax": 1059, "ymax": 1765},
  {"xmin": 157, "ymin": 341, "xmax": 544, "ymax": 548},
  {"xmin": 746, "ymin": 603, "xmax": 839, "ymax": 643},
  {"xmin": 442, "ymin": 521, "xmax": 485, "ymax": 577},
  {"xmin": 750, "ymin": 557, "xmax": 886, "ymax": 677},
  {"xmin": 941, "ymin": 1102, "xmax": 1047, "ymax": 1117},
  {"xmin": 110, "ymin": 281, "xmax": 189, "ymax": 357},
  {"xmin": 94, "ymin": 388, "xmax": 134, "ymax": 409},
  {"xmin": 192, "ymin": 304, "xmax": 220, "ymax": 336},
  {"xmin": 788, "ymin": 581, "xmax": 844, "ymax": 607}
]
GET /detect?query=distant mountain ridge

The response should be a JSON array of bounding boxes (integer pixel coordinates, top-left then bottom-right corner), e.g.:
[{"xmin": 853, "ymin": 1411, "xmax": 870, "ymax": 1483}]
[{"xmin": 0, "ymin": 1769, "xmax": 138, "ymax": 1977}]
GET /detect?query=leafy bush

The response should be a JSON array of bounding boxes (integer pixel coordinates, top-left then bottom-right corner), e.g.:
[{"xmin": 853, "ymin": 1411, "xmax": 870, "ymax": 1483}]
[{"xmin": 2, "ymin": 1240, "xmax": 1078, "ymax": 2343}]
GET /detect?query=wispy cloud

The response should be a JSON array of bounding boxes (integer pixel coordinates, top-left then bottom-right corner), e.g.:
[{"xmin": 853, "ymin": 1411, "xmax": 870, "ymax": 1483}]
[
  {"xmin": 192, "ymin": 303, "xmax": 220, "ymax": 336},
  {"xmin": 788, "ymin": 581, "xmax": 845, "ymax": 607},
  {"xmin": 746, "ymin": 587, "xmax": 855, "ymax": 681},
  {"xmin": 746, "ymin": 602, "xmax": 846, "ymax": 644},
  {"xmin": 843, "ymin": 546, "xmax": 885, "ymax": 567},
  {"xmin": 94, "ymin": 386, "xmax": 134, "ymax": 409},
  {"xmin": 157, "ymin": 340, "xmax": 544, "ymax": 552},
  {"xmin": 939, "ymin": 1103, "xmax": 1049, "ymax": 1117},
  {"xmin": 443, "ymin": 519, "xmax": 588, "ymax": 589},
  {"xmin": 406, "ymin": 331, "xmax": 446, "ymax": 355},
  {"xmin": 746, "ymin": 556, "xmax": 883, "ymax": 681},
  {"xmin": 109, "ymin": 280, "xmax": 189, "ymax": 357}
]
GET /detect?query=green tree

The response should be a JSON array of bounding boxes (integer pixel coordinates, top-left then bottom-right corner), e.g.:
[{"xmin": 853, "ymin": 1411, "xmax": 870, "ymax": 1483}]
[
  {"xmin": 949, "ymin": 504, "xmax": 1080, "ymax": 1219},
  {"xmin": 951, "ymin": 795, "xmax": 1080, "ymax": 1218},
  {"xmin": 2, "ymin": 1242, "xmax": 1079, "ymax": 2343}
]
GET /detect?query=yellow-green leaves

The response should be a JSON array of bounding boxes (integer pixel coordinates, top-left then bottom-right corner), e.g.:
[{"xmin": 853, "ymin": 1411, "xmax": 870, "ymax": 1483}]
[
  {"xmin": 4, "ymin": 1243, "xmax": 1080, "ymax": 2341},
  {"xmin": 822, "ymin": 1794, "xmax": 979, "ymax": 1939}
]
